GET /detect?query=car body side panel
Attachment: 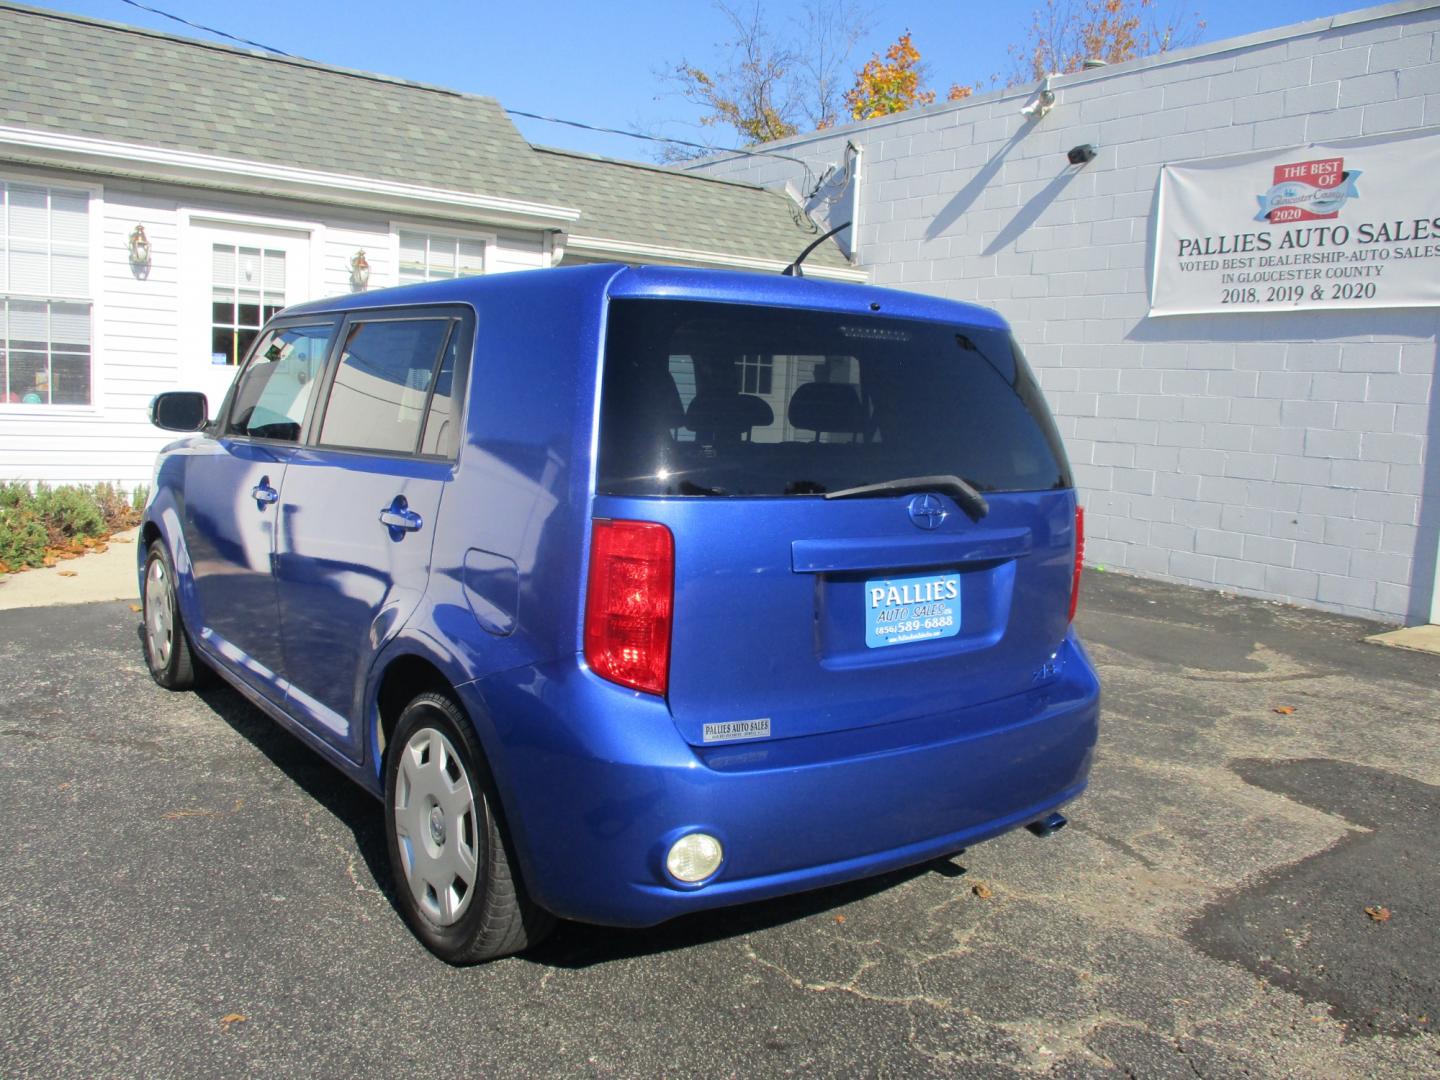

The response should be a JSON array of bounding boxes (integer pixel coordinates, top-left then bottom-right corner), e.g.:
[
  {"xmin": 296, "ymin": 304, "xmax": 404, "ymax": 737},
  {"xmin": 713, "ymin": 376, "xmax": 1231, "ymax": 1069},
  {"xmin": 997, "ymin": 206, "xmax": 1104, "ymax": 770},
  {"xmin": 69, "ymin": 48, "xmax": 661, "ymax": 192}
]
[
  {"xmin": 416, "ymin": 266, "xmax": 620, "ymax": 687},
  {"xmin": 273, "ymin": 448, "xmax": 449, "ymax": 761}
]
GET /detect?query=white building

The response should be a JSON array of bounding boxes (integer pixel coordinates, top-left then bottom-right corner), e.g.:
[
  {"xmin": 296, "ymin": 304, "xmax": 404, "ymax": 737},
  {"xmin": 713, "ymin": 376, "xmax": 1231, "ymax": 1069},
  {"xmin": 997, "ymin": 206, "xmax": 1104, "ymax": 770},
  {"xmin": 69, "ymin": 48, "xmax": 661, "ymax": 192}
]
[
  {"xmin": 0, "ymin": 3, "xmax": 856, "ymax": 490},
  {"xmin": 689, "ymin": 0, "xmax": 1440, "ymax": 627}
]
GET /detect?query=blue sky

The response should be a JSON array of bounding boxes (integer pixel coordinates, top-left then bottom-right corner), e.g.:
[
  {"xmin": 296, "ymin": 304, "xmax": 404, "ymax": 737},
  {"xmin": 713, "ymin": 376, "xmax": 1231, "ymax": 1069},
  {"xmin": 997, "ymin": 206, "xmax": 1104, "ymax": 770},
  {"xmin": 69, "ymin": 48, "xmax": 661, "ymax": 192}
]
[{"xmin": 33, "ymin": 0, "xmax": 1367, "ymax": 159}]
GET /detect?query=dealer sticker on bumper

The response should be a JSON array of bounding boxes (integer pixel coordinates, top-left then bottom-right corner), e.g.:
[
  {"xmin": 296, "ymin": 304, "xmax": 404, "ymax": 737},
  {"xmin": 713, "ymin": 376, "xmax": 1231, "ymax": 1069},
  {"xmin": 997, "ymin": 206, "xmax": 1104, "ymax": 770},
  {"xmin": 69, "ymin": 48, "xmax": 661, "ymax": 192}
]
[
  {"xmin": 702, "ymin": 718, "xmax": 772, "ymax": 743},
  {"xmin": 865, "ymin": 572, "xmax": 961, "ymax": 648}
]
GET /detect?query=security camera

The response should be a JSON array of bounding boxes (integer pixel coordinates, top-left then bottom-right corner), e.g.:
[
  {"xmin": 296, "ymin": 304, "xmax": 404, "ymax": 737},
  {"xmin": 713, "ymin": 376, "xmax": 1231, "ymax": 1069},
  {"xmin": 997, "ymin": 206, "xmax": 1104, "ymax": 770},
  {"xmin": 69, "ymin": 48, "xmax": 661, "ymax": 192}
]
[
  {"xmin": 1020, "ymin": 76, "xmax": 1056, "ymax": 119},
  {"xmin": 1020, "ymin": 89, "xmax": 1055, "ymax": 119}
]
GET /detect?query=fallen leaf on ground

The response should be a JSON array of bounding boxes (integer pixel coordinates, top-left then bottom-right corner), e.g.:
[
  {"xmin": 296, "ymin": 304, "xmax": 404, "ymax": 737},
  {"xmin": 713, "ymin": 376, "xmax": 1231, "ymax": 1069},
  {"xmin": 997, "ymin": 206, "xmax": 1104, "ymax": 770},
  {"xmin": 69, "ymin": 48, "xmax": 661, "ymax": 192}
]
[
  {"xmin": 42, "ymin": 555, "xmax": 56, "ymax": 568},
  {"xmin": 93, "ymin": 543, "xmax": 108, "ymax": 554},
  {"xmin": 1364, "ymin": 905, "xmax": 1391, "ymax": 922},
  {"xmin": 219, "ymin": 1013, "xmax": 247, "ymax": 1032},
  {"xmin": 0, "ymin": 561, "xmax": 10, "ymax": 574},
  {"xmin": 57, "ymin": 570, "xmax": 77, "ymax": 577},
  {"xmin": 110, "ymin": 536, "xmax": 133, "ymax": 543},
  {"xmin": 972, "ymin": 883, "xmax": 993, "ymax": 899},
  {"xmin": 1273, "ymin": 705, "xmax": 1296, "ymax": 715},
  {"xmin": 81, "ymin": 537, "xmax": 96, "ymax": 548},
  {"xmin": 834, "ymin": 914, "xmax": 846, "ymax": 924},
  {"xmin": 129, "ymin": 604, "xmax": 142, "ymax": 612}
]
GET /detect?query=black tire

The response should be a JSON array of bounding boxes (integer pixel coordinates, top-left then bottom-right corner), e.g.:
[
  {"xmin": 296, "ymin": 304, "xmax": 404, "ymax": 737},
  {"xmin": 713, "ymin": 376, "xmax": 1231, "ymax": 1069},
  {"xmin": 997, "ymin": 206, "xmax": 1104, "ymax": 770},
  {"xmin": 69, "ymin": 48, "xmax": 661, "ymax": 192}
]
[
  {"xmin": 384, "ymin": 691, "xmax": 553, "ymax": 963},
  {"xmin": 141, "ymin": 540, "xmax": 203, "ymax": 691}
]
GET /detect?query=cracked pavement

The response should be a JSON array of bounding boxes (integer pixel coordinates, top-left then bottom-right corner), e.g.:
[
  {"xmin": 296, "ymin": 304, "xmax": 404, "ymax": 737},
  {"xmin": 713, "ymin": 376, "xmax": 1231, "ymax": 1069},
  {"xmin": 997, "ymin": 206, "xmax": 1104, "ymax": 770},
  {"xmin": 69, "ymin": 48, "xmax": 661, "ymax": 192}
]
[{"xmin": 1, "ymin": 573, "xmax": 1437, "ymax": 1078}]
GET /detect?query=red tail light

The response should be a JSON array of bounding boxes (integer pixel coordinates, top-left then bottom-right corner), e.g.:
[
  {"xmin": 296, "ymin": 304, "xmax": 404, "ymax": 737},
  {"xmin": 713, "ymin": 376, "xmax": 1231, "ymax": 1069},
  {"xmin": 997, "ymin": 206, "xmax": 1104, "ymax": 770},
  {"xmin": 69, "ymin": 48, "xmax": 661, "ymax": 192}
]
[
  {"xmin": 1068, "ymin": 504, "xmax": 1085, "ymax": 624},
  {"xmin": 584, "ymin": 519, "xmax": 674, "ymax": 695}
]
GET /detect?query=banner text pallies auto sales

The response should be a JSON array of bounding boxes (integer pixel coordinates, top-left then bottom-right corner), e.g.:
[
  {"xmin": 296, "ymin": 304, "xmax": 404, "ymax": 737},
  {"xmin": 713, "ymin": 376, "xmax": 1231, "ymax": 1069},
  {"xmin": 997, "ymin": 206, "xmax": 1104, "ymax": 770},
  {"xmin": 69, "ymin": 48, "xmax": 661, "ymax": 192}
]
[{"xmin": 1176, "ymin": 216, "xmax": 1440, "ymax": 284}]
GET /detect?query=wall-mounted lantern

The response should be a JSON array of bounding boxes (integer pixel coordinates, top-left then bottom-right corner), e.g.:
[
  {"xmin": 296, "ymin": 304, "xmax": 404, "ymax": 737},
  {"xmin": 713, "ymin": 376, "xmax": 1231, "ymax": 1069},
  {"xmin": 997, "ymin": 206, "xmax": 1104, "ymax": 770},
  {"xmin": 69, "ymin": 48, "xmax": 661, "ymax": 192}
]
[
  {"xmin": 127, "ymin": 224, "xmax": 152, "ymax": 270},
  {"xmin": 349, "ymin": 249, "xmax": 370, "ymax": 290}
]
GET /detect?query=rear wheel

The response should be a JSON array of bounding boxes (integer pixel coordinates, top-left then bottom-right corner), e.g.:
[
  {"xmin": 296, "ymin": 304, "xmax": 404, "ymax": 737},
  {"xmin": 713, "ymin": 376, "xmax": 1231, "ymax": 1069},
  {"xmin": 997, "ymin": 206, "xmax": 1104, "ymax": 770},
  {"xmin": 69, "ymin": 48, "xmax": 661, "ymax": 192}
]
[
  {"xmin": 142, "ymin": 540, "xmax": 202, "ymax": 690},
  {"xmin": 384, "ymin": 691, "xmax": 553, "ymax": 963}
]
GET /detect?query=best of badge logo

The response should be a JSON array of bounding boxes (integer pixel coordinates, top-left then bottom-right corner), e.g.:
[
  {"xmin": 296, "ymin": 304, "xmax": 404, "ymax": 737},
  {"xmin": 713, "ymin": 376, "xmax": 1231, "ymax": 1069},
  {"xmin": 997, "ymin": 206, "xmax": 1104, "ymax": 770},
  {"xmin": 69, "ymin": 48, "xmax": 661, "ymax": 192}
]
[{"xmin": 1255, "ymin": 156, "xmax": 1362, "ymax": 224}]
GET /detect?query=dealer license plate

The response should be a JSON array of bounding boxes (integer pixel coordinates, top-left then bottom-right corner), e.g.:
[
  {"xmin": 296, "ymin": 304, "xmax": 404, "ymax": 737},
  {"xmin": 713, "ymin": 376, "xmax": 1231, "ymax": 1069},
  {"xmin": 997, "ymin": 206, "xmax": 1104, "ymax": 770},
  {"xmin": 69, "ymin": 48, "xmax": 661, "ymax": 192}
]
[{"xmin": 864, "ymin": 571, "xmax": 962, "ymax": 649}]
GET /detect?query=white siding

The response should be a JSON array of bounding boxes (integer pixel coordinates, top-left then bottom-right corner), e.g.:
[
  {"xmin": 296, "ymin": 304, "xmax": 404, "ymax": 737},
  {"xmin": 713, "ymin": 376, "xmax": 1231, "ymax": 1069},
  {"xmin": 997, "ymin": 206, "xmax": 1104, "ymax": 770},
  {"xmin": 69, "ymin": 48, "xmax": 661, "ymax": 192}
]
[
  {"xmin": 0, "ymin": 178, "xmax": 552, "ymax": 489},
  {"xmin": 488, "ymin": 228, "xmax": 549, "ymax": 274}
]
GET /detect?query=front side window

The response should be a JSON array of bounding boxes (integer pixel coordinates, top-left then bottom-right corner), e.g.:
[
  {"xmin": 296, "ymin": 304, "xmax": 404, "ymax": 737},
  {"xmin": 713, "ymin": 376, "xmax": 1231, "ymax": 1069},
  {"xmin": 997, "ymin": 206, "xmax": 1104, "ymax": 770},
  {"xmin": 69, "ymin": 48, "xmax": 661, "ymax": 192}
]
[
  {"xmin": 318, "ymin": 317, "xmax": 455, "ymax": 454},
  {"xmin": 226, "ymin": 323, "xmax": 333, "ymax": 441},
  {"xmin": 397, "ymin": 230, "xmax": 486, "ymax": 284},
  {"xmin": 1, "ymin": 180, "xmax": 92, "ymax": 406}
]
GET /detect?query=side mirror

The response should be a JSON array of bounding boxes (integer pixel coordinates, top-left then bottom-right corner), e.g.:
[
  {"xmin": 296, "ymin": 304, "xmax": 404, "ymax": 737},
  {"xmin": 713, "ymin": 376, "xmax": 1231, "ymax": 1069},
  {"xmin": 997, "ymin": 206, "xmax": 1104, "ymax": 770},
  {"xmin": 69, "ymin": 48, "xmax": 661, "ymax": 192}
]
[{"xmin": 150, "ymin": 391, "xmax": 210, "ymax": 432}]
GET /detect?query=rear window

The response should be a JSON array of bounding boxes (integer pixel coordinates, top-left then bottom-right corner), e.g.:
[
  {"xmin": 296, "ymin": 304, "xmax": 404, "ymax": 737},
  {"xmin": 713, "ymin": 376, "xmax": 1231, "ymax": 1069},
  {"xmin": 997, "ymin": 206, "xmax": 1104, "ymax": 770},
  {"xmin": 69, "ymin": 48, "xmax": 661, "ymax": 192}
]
[{"xmin": 597, "ymin": 300, "xmax": 1071, "ymax": 497}]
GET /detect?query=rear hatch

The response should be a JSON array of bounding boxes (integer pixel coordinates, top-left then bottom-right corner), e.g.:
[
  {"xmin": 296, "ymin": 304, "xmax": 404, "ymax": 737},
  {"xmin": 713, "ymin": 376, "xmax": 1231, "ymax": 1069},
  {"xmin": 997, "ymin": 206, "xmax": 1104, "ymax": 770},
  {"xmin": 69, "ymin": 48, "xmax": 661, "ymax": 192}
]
[{"xmin": 594, "ymin": 297, "xmax": 1077, "ymax": 747}]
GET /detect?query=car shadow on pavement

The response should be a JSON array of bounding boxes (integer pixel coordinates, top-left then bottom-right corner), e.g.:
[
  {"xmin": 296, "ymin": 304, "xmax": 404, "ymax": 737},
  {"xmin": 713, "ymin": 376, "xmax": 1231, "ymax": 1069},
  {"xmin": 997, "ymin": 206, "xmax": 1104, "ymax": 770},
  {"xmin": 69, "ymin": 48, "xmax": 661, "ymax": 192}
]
[
  {"xmin": 527, "ymin": 862, "xmax": 941, "ymax": 970},
  {"xmin": 183, "ymin": 668, "xmax": 959, "ymax": 967},
  {"xmin": 188, "ymin": 679, "xmax": 405, "ymax": 921}
]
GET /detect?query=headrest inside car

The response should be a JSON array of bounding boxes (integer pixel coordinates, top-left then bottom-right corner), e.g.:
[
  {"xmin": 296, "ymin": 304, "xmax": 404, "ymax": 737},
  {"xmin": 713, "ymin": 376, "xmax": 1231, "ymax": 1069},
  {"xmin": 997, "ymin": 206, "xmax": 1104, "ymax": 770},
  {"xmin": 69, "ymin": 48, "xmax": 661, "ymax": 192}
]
[
  {"xmin": 788, "ymin": 382, "xmax": 862, "ymax": 434},
  {"xmin": 684, "ymin": 393, "xmax": 774, "ymax": 437}
]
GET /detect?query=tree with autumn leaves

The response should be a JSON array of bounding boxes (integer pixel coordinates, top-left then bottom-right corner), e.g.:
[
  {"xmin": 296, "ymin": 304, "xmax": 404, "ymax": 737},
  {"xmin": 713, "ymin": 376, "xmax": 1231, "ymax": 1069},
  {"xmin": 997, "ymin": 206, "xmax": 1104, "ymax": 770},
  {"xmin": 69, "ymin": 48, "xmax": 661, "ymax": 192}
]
[
  {"xmin": 661, "ymin": 0, "xmax": 1202, "ymax": 151},
  {"xmin": 844, "ymin": 31, "xmax": 979, "ymax": 122},
  {"xmin": 1014, "ymin": 0, "xmax": 1206, "ymax": 81}
]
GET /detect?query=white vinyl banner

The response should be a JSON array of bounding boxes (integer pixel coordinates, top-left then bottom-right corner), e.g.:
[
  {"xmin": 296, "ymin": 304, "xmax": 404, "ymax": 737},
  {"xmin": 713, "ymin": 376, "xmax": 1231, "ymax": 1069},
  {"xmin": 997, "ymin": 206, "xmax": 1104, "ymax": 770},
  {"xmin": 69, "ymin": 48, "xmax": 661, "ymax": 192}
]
[{"xmin": 1150, "ymin": 131, "xmax": 1440, "ymax": 316}]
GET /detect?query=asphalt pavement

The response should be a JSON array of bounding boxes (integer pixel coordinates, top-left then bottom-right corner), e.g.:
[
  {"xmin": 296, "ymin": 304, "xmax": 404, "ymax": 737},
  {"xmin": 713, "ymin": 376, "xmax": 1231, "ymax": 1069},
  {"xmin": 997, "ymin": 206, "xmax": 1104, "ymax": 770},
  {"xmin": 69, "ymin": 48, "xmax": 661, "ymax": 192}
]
[{"xmin": 1, "ymin": 573, "xmax": 1437, "ymax": 1078}]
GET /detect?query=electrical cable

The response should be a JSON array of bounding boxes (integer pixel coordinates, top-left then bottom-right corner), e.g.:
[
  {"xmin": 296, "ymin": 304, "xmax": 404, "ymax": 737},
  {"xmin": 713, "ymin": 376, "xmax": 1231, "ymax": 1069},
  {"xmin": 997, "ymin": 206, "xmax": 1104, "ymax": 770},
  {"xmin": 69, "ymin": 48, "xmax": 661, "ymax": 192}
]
[
  {"xmin": 503, "ymin": 108, "xmax": 816, "ymax": 181},
  {"xmin": 115, "ymin": 0, "xmax": 297, "ymax": 56},
  {"xmin": 109, "ymin": 0, "xmax": 818, "ymax": 180}
]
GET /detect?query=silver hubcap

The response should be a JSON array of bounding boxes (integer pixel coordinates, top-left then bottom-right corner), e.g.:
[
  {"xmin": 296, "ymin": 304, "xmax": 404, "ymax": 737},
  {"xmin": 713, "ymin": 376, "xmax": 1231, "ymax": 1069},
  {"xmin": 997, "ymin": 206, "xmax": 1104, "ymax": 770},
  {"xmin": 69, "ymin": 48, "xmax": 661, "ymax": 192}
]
[
  {"xmin": 394, "ymin": 727, "xmax": 479, "ymax": 925},
  {"xmin": 144, "ymin": 558, "xmax": 173, "ymax": 668}
]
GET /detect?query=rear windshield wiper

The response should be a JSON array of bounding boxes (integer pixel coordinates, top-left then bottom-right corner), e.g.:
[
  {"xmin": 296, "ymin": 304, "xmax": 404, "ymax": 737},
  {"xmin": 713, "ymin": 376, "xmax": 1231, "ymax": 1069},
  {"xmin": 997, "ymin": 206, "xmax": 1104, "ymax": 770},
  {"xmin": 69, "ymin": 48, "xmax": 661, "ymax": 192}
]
[{"xmin": 823, "ymin": 474, "xmax": 990, "ymax": 521}]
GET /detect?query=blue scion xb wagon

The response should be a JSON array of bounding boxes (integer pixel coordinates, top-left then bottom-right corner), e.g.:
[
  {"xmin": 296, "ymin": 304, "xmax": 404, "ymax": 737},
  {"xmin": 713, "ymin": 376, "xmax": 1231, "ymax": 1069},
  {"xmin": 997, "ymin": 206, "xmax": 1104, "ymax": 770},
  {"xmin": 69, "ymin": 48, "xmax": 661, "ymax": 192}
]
[{"xmin": 142, "ymin": 265, "xmax": 1099, "ymax": 963}]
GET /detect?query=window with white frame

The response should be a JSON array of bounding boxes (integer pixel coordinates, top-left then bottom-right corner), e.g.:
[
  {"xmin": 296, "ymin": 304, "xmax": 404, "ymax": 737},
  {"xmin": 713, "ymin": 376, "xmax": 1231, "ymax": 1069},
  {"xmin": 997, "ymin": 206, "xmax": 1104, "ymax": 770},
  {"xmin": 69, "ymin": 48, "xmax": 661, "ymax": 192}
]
[
  {"xmin": 1, "ymin": 180, "xmax": 92, "ymax": 406},
  {"xmin": 210, "ymin": 243, "xmax": 285, "ymax": 365},
  {"xmin": 397, "ymin": 230, "xmax": 486, "ymax": 284}
]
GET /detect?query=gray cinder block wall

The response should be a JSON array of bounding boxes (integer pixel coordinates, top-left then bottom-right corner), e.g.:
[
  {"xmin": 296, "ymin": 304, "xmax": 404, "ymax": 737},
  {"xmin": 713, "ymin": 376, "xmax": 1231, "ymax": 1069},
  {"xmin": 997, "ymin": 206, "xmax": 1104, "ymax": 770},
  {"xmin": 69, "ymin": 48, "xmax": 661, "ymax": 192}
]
[{"xmin": 689, "ymin": 0, "xmax": 1440, "ymax": 625}]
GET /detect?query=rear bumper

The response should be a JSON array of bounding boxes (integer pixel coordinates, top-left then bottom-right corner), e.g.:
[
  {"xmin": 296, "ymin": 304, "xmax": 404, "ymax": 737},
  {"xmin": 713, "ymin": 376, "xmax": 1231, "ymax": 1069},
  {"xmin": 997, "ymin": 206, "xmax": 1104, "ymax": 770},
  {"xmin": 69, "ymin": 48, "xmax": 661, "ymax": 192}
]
[{"xmin": 458, "ymin": 634, "xmax": 1099, "ymax": 927}]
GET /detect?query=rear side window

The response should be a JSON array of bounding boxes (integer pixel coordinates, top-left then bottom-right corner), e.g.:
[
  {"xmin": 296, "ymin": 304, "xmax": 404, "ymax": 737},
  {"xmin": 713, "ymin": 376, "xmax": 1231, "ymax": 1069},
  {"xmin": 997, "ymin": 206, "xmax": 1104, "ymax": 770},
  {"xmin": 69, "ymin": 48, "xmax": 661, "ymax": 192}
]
[
  {"xmin": 598, "ymin": 300, "xmax": 1071, "ymax": 497},
  {"xmin": 318, "ymin": 316, "xmax": 457, "ymax": 455},
  {"xmin": 225, "ymin": 323, "xmax": 334, "ymax": 441}
]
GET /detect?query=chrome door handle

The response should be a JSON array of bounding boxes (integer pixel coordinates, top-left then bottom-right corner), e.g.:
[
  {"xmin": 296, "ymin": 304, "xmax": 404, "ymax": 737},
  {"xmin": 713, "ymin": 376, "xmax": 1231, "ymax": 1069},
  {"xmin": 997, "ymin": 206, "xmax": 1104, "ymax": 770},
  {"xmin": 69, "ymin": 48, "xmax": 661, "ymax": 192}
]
[
  {"xmin": 251, "ymin": 478, "xmax": 279, "ymax": 505},
  {"xmin": 379, "ymin": 500, "xmax": 423, "ymax": 532}
]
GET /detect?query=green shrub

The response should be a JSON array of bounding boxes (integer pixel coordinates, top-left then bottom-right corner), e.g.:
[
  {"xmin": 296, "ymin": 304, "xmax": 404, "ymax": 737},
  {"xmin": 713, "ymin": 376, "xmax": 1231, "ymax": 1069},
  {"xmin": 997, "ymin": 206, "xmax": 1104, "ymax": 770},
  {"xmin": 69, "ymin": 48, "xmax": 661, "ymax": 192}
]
[
  {"xmin": 32, "ymin": 483, "xmax": 107, "ymax": 546},
  {"xmin": 0, "ymin": 506, "xmax": 48, "ymax": 569},
  {"xmin": 90, "ymin": 481, "xmax": 143, "ymax": 533},
  {"xmin": 0, "ymin": 481, "xmax": 32, "ymax": 511},
  {"xmin": 0, "ymin": 481, "xmax": 146, "ymax": 569}
]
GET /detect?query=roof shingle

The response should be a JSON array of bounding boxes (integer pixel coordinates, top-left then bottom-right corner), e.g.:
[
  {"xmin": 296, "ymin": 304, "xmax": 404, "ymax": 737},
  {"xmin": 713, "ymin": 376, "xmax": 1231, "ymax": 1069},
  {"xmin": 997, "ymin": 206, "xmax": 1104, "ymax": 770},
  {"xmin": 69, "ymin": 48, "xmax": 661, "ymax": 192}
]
[{"xmin": 0, "ymin": 2, "xmax": 852, "ymax": 272}]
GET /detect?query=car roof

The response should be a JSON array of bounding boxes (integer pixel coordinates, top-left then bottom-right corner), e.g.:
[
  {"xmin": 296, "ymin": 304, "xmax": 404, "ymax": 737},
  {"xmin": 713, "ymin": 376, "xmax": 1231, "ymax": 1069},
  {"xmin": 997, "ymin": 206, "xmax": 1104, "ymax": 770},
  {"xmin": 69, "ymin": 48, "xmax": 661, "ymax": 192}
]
[{"xmin": 281, "ymin": 264, "xmax": 1011, "ymax": 332}]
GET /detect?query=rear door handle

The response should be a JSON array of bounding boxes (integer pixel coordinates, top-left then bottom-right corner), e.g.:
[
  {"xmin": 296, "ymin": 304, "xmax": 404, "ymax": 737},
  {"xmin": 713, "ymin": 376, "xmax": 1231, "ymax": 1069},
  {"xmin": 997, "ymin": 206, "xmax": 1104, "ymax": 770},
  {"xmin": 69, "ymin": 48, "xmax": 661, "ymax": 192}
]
[
  {"xmin": 251, "ymin": 477, "xmax": 279, "ymax": 505},
  {"xmin": 379, "ymin": 497, "xmax": 423, "ymax": 532}
]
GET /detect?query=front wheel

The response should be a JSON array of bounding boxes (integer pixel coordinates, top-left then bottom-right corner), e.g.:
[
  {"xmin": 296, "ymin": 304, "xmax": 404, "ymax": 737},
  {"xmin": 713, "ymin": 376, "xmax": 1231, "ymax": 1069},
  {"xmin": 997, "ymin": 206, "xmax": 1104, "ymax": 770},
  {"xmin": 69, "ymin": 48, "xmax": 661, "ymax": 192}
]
[
  {"xmin": 384, "ymin": 692, "xmax": 553, "ymax": 963},
  {"xmin": 142, "ymin": 540, "xmax": 202, "ymax": 690}
]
